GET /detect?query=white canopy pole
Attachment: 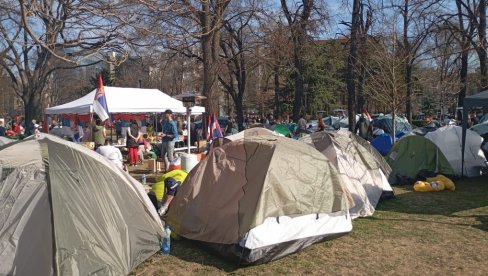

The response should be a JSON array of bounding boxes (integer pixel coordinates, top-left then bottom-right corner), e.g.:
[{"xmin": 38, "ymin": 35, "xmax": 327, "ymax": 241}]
[{"xmin": 187, "ymin": 107, "xmax": 191, "ymax": 155}]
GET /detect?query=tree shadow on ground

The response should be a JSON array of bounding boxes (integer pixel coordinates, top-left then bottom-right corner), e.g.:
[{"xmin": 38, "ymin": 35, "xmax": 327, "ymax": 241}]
[
  {"xmin": 375, "ymin": 175, "xmax": 488, "ymax": 232},
  {"xmin": 170, "ymin": 239, "xmax": 241, "ymax": 273},
  {"xmin": 379, "ymin": 175, "xmax": 488, "ymax": 215}
]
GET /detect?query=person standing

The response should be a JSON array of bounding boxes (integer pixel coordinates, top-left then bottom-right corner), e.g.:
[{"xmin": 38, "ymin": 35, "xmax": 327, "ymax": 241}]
[
  {"xmin": 160, "ymin": 109, "xmax": 179, "ymax": 172},
  {"xmin": 317, "ymin": 118, "xmax": 326, "ymax": 132},
  {"xmin": 354, "ymin": 114, "xmax": 373, "ymax": 140},
  {"xmin": 92, "ymin": 118, "xmax": 106, "ymax": 150},
  {"xmin": 126, "ymin": 119, "xmax": 140, "ymax": 166},
  {"xmin": 296, "ymin": 113, "xmax": 307, "ymax": 134},
  {"xmin": 0, "ymin": 121, "xmax": 6, "ymax": 136}
]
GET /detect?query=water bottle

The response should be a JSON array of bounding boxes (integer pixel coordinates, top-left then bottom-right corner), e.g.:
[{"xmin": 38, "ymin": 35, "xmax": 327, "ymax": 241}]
[
  {"xmin": 161, "ymin": 224, "xmax": 171, "ymax": 255},
  {"xmin": 142, "ymin": 174, "xmax": 146, "ymax": 185}
]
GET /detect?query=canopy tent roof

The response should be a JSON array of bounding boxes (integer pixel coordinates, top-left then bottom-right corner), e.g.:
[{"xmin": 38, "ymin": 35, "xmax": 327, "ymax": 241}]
[
  {"xmin": 462, "ymin": 90, "xmax": 488, "ymax": 176},
  {"xmin": 45, "ymin": 86, "xmax": 205, "ymax": 115}
]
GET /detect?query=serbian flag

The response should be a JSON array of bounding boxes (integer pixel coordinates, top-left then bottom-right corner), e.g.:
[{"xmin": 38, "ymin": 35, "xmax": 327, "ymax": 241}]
[
  {"xmin": 93, "ymin": 73, "xmax": 110, "ymax": 122},
  {"xmin": 207, "ymin": 113, "xmax": 223, "ymax": 141}
]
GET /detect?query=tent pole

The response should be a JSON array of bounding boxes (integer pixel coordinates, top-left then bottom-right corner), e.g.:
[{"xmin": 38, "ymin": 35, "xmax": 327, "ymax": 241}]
[
  {"xmin": 187, "ymin": 107, "xmax": 191, "ymax": 155},
  {"xmin": 461, "ymin": 104, "xmax": 468, "ymax": 177},
  {"xmin": 110, "ymin": 114, "xmax": 113, "ymax": 140}
]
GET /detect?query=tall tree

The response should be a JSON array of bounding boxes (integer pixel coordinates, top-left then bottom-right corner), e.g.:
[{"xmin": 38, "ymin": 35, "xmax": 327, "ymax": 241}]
[
  {"xmin": 218, "ymin": 5, "xmax": 257, "ymax": 131},
  {"xmin": 258, "ymin": 16, "xmax": 292, "ymax": 117},
  {"xmin": 172, "ymin": 0, "xmax": 231, "ymax": 114},
  {"xmin": 455, "ymin": 0, "xmax": 474, "ymax": 117},
  {"xmin": 0, "ymin": 0, "xmax": 138, "ymax": 124},
  {"xmin": 455, "ymin": 0, "xmax": 487, "ymax": 90},
  {"xmin": 346, "ymin": 0, "xmax": 361, "ymax": 131},
  {"xmin": 395, "ymin": 0, "xmax": 439, "ymax": 122},
  {"xmin": 280, "ymin": 0, "xmax": 314, "ymax": 122},
  {"xmin": 356, "ymin": 1, "xmax": 373, "ymax": 114}
]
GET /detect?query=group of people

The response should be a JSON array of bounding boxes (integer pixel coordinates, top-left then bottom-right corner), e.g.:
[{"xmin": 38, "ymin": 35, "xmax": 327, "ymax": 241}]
[
  {"xmin": 92, "ymin": 109, "xmax": 179, "ymax": 173},
  {"xmin": 0, "ymin": 119, "xmax": 41, "ymax": 137}
]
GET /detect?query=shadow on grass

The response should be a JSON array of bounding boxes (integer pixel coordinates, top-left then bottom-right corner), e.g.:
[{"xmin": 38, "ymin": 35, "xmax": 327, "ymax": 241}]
[
  {"xmin": 379, "ymin": 175, "xmax": 488, "ymax": 215},
  {"xmin": 375, "ymin": 175, "xmax": 488, "ymax": 231},
  {"xmin": 162, "ymin": 176, "xmax": 488, "ymax": 270},
  {"xmin": 170, "ymin": 239, "xmax": 241, "ymax": 273}
]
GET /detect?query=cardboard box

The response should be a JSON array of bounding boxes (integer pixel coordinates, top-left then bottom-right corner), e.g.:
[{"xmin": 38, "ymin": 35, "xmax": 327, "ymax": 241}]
[{"xmin": 193, "ymin": 152, "xmax": 206, "ymax": 161}]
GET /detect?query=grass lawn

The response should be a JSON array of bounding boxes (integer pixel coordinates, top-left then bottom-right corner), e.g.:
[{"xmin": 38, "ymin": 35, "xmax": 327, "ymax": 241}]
[{"xmin": 131, "ymin": 175, "xmax": 488, "ymax": 275}]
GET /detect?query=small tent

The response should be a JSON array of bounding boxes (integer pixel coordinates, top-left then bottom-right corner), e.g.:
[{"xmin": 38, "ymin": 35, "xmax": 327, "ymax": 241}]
[
  {"xmin": 386, "ymin": 135, "xmax": 454, "ymax": 184},
  {"xmin": 167, "ymin": 135, "xmax": 352, "ymax": 265},
  {"xmin": 300, "ymin": 131, "xmax": 394, "ymax": 218},
  {"xmin": 0, "ymin": 134, "xmax": 163, "ymax": 275},
  {"xmin": 462, "ymin": 90, "xmax": 488, "ymax": 176},
  {"xmin": 371, "ymin": 134, "xmax": 394, "ymax": 156},
  {"xmin": 372, "ymin": 114, "xmax": 412, "ymax": 134},
  {"xmin": 425, "ymin": 126, "xmax": 486, "ymax": 177},
  {"xmin": 348, "ymin": 133, "xmax": 393, "ymax": 180},
  {"xmin": 223, "ymin": 128, "xmax": 280, "ymax": 143}
]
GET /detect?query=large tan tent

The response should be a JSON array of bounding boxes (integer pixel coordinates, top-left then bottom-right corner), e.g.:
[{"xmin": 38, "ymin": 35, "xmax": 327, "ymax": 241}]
[
  {"xmin": 167, "ymin": 135, "xmax": 353, "ymax": 265},
  {"xmin": 0, "ymin": 134, "xmax": 164, "ymax": 275},
  {"xmin": 300, "ymin": 131, "xmax": 394, "ymax": 218}
]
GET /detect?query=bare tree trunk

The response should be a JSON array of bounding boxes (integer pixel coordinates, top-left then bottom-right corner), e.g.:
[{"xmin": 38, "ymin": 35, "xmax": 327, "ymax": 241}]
[
  {"xmin": 280, "ymin": 0, "xmax": 313, "ymax": 122},
  {"xmin": 405, "ymin": 62, "xmax": 413, "ymax": 122},
  {"xmin": 403, "ymin": 0, "xmax": 413, "ymax": 123},
  {"xmin": 357, "ymin": 66, "xmax": 366, "ymax": 114},
  {"xmin": 274, "ymin": 66, "xmax": 281, "ymax": 116},
  {"xmin": 23, "ymin": 89, "xmax": 43, "ymax": 126},
  {"xmin": 392, "ymin": 109, "xmax": 396, "ymax": 144},
  {"xmin": 292, "ymin": 46, "xmax": 305, "ymax": 122},
  {"xmin": 236, "ymin": 95, "xmax": 245, "ymax": 131},
  {"xmin": 456, "ymin": 0, "xmax": 469, "ymax": 119},
  {"xmin": 479, "ymin": 0, "xmax": 487, "ymax": 90},
  {"xmin": 346, "ymin": 0, "xmax": 361, "ymax": 131}
]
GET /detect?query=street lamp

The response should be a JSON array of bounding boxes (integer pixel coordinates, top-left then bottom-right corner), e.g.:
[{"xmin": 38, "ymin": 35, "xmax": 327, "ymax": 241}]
[{"xmin": 174, "ymin": 92, "xmax": 206, "ymax": 154}]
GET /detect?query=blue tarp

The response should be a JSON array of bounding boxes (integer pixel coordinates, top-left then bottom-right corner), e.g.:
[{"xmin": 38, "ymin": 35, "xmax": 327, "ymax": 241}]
[
  {"xmin": 372, "ymin": 114, "xmax": 412, "ymax": 134},
  {"xmin": 371, "ymin": 134, "xmax": 394, "ymax": 156}
]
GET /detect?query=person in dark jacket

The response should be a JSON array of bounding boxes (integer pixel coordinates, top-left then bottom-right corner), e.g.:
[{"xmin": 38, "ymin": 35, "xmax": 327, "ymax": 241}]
[
  {"xmin": 355, "ymin": 114, "xmax": 373, "ymax": 140},
  {"xmin": 126, "ymin": 119, "xmax": 141, "ymax": 166},
  {"xmin": 92, "ymin": 118, "xmax": 106, "ymax": 150}
]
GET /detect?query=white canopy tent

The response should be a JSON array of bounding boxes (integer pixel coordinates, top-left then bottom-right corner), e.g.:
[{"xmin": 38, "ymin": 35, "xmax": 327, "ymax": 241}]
[{"xmin": 45, "ymin": 86, "xmax": 205, "ymax": 115}]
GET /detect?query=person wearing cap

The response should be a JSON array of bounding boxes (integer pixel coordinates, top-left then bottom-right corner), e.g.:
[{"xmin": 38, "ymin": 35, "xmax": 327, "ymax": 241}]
[
  {"xmin": 158, "ymin": 177, "xmax": 181, "ymax": 216},
  {"xmin": 159, "ymin": 109, "xmax": 179, "ymax": 171}
]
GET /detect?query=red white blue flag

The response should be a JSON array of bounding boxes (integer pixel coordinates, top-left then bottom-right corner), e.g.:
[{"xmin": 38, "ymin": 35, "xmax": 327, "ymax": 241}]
[
  {"xmin": 93, "ymin": 73, "xmax": 110, "ymax": 121},
  {"xmin": 207, "ymin": 113, "xmax": 223, "ymax": 141}
]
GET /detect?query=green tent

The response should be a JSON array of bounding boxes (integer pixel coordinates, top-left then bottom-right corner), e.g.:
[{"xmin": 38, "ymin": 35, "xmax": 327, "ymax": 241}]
[
  {"xmin": 386, "ymin": 135, "xmax": 454, "ymax": 184},
  {"xmin": 271, "ymin": 124, "xmax": 291, "ymax": 137}
]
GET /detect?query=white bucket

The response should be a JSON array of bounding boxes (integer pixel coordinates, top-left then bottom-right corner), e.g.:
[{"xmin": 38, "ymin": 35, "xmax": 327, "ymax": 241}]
[{"xmin": 180, "ymin": 153, "xmax": 199, "ymax": 172}]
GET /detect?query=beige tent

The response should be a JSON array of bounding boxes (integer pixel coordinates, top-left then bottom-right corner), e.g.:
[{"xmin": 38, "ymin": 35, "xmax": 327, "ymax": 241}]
[
  {"xmin": 167, "ymin": 135, "xmax": 353, "ymax": 265},
  {"xmin": 223, "ymin": 127, "xmax": 280, "ymax": 143},
  {"xmin": 0, "ymin": 136, "xmax": 14, "ymax": 146},
  {"xmin": 0, "ymin": 134, "xmax": 164, "ymax": 275},
  {"xmin": 300, "ymin": 131, "xmax": 394, "ymax": 218}
]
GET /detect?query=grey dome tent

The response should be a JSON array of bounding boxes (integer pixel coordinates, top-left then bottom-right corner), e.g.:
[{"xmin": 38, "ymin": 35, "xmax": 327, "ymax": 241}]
[
  {"xmin": 299, "ymin": 131, "xmax": 394, "ymax": 218},
  {"xmin": 462, "ymin": 90, "xmax": 488, "ymax": 176},
  {"xmin": 167, "ymin": 135, "xmax": 353, "ymax": 265},
  {"xmin": 0, "ymin": 134, "xmax": 164, "ymax": 275}
]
